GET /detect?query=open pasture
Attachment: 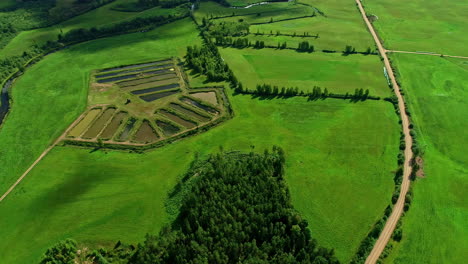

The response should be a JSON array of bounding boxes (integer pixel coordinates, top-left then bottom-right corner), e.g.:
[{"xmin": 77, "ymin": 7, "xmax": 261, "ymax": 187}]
[
  {"xmin": 0, "ymin": 0, "xmax": 185, "ymax": 58},
  {"xmin": 0, "ymin": 18, "xmax": 202, "ymax": 194},
  {"xmin": 363, "ymin": 0, "xmax": 468, "ymax": 56},
  {"xmin": 220, "ymin": 47, "xmax": 391, "ymax": 97},
  {"xmin": 198, "ymin": 0, "xmax": 375, "ymax": 52},
  {"xmin": 0, "ymin": 94, "xmax": 400, "ymax": 263},
  {"xmin": 194, "ymin": 1, "xmax": 313, "ymax": 23},
  {"xmin": 381, "ymin": 54, "xmax": 468, "ymax": 264}
]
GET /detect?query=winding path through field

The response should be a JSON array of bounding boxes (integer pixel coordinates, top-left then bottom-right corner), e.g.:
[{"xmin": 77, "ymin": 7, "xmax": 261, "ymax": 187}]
[
  {"xmin": 354, "ymin": 0, "xmax": 414, "ymax": 263},
  {"xmin": 0, "ymin": 109, "xmax": 91, "ymax": 203},
  {"xmin": 387, "ymin": 50, "xmax": 468, "ymax": 59}
]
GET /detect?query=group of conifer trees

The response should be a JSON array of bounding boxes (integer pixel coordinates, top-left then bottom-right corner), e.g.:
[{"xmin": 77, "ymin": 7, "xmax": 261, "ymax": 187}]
[{"xmin": 40, "ymin": 148, "xmax": 340, "ymax": 264}]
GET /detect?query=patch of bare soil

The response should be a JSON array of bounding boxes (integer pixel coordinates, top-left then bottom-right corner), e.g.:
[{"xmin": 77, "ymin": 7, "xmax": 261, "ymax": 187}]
[{"xmin": 415, "ymin": 156, "xmax": 425, "ymax": 178}]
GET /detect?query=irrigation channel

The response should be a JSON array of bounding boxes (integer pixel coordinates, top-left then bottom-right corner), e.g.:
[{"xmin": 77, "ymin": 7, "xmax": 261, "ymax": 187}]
[
  {"xmin": 0, "ymin": 79, "xmax": 12, "ymax": 125},
  {"xmin": 354, "ymin": 0, "xmax": 414, "ymax": 263}
]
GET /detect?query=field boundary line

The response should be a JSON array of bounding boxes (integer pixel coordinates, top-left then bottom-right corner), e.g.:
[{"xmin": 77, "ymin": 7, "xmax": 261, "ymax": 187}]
[
  {"xmin": 354, "ymin": 0, "xmax": 414, "ymax": 263},
  {"xmin": 0, "ymin": 109, "xmax": 90, "ymax": 203},
  {"xmin": 386, "ymin": 50, "xmax": 468, "ymax": 59}
]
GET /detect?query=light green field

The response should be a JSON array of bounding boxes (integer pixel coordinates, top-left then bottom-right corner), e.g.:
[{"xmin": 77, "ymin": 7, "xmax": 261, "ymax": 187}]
[
  {"xmin": 220, "ymin": 47, "xmax": 391, "ymax": 97},
  {"xmin": 0, "ymin": 0, "xmax": 183, "ymax": 58},
  {"xmin": 363, "ymin": 0, "xmax": 468, "ymax": 56},
  {"xmin": 0, "ymin": 18, "xmax": 201, "ymax": 195},
  {"xmin": 197, "ymin": 0, "xmax": 375, "ymax": 52},
  {"xmin": 0, "ymin": 94, "xmax": 399, "ymax": 263},
  {"xmin": 382, "ymin": 54, "xmax": 468, "ymax": 263},
  {"xmin": 0, "ymin": 16, "xmax": 401, "ymax": 264}
]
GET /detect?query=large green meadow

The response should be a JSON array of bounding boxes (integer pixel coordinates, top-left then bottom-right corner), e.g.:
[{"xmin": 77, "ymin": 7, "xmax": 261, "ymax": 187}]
[
  {"xmin": 382, "ymin": 54, "xmax": 468, "ymax": 263},
  {"xmin": 0, "ymin": 94, "xmax": 400, "ymax": 263},
  {"xmin": 0, "ymin": 15, "xmax": 401, "ymax": 264},
  {"xmin": 0, "ymin": 0, "xmax": 183, "ymax": 58},
  {"xmin": 363, "ymin": 0, "xmax": 468, "ymax": 56},
  {"xmin": 195, "ymin": 0, "xmax": 375, "ymax": 52},
  {"xmin": 0, "ymin": 18, "xmax": 201, "ymax": 195},
  {"xmin": 220, "ymin": 47, "xmax": 391, "ymax": 97}
]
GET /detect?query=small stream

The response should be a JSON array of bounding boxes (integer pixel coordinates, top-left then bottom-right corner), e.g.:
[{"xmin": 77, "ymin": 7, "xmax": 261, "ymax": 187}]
[{"xmin": 0, "ymin": 79, "xmax": 12, "ymax": 125}]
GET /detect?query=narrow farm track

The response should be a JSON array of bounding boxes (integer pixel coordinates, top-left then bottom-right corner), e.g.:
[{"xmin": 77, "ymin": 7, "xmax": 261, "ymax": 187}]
[
  {"xmin": 387, "ymin": 50, "xmax": 468, "ymax": 60},
  {"xmin": 0, "ymin": 110, "xmax": 90, "ymax": 203},
  {"xmin": 354, "ymin": 0, "xmax": 414, "ymax": 263}
]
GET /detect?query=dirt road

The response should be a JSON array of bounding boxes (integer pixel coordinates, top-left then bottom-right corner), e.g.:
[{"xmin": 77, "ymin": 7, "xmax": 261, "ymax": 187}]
[
  {"xmin": 354, "ymin": 0, "xmax": 414, "ymax": 263},
  {"xmin": 387, "ymin": 50, "xmax": 468, "ymax": 60},
  {"xmin": 0, "ymin": 110, "xmax": 89, "ymax": 203}
]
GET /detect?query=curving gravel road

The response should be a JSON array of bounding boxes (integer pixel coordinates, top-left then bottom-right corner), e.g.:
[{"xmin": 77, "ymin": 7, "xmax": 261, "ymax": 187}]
[{"xmin": 354, "ymin": 0, "xmax": 414, "ymax": 263}]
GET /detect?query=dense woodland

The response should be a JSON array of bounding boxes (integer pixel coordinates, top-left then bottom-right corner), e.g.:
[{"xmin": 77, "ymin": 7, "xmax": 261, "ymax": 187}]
[{"xmin": 40, "ymin": 148, "xmax": 339, "ymax": 263}]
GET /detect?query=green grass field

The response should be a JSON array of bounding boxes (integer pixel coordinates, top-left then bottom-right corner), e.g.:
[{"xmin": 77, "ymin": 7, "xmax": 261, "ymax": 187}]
[
  {"xmin": 0, "ymin": 0, "xmax": 183, "ymax": 58},
  {"xmin": 0, "ymin": 16, "xmax": 401, "ymax": 264},
  {"xmin": 196, "ymin": 0, "xmax": 376, "ymax": 52},
  {"xmin": 220, "ymin": 47, "xmax": 391, "ymax": 97},
  {"xmin": 0, "ymin": 18, "xmax": 201, "ymax": 195},
  {"xmin": 382, "ymin": 54, "xmax": 468, "ymax": 263},
  {"xmin": 363, "ymin": 0, "xmax": 468, "ymax": 56},
  {"xmin": 0, "ymin": 93, "xmax": 400, "ymax": 263}
]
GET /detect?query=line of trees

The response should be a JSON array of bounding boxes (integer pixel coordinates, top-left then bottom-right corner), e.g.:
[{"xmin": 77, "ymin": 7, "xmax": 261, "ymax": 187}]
[{"xmin": 237, "ymin": 83, "xmax": 377, "ymax": 102}]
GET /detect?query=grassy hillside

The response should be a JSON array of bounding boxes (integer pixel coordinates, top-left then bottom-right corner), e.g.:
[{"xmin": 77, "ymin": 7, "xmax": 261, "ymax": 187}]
[
  {"xmin": 220, "ymin": 47, "xmax": 391, "ymax": 97},
  {"xmin": 0, "ymin": 0, "xmax": 184, "ymax": 58},
  {"xmin": 0, "ymin": 18, "xmax": 201, "ymax": 195},
  {"xmin": 194, "ymin": 0, "xmax": 375, "ymax": 52},
  {"xmin": 0, "ymin": 94, "xmax": 399, "ymax": 263},
  {"xmin": 363, "ymin": 0, "xmax": 468, "ymax": 56},
  {"xmin": 383, "ymin": 54, "xmax": 468, "ymax": 263}
]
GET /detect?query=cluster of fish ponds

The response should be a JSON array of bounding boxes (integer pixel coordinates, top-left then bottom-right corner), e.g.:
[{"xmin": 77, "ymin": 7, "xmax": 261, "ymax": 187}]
[
  {"xmin": 95, "ymin": 59, "xmax": 183, "ymax": 103},
  {"xmin": 66, "ymin": 90, "xmax": 223, "ymax": 145}
]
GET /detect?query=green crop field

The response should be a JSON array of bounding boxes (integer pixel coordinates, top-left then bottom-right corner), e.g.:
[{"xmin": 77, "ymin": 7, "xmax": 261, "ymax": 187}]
[
  {"xmin": 0, "ymin": 92, "xmax": 400, "ymax": 263},
  {"xmin": 195, "ymin": 0, "xmax": 375, "ymax": 52},
  {"xmin": 0, "ymin": 0, "xmax": 183, "ymax": 58},
  {"xmin": 363, "ymin": 0, "xmax": 468, "ymax": 56},
  {"xmin": 381, "ymin": 54, "xmax": 468, "ymax": 263},
  {"xmin": 220, "ymin": 47, "xmax": 391, "ymax": 97},
  {"xmin": 0, "ymin": 18, "xmax": 201, "ymax": 195}
]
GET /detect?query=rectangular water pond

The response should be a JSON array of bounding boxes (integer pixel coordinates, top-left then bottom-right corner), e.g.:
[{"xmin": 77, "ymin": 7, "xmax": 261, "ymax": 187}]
[
  {"xmin": 99, "ymin": 112, "xmax": 127, "ymax": 140},
  {"xmin": 95, "ymin": 63, "xmax": 173, "ymax": 79},
  {"xmin": 139, "ymin": 90, "xmax": 179, "ymax": 102},
  {"xmin": 98, "ymin": 59, "xmax": 172, "ymax": 73},
  {"xmin": 131, "ymin": 83, "xmax": 179, "ymax": 95},
  {"xmin": 81, "ymin": 108, "xmax": 116, "ymax": 139},
  {"xmin": 156, "ymin": 120, "xmax": 181, "ymax": 136},
  {"xmin": 117, "ymin": 118, "xmax": 137, "ymax": 141},
  {"xmin": 98, "ymin": 69, "xmax": 173, "ymax": 83},
  {"xmin": 169, "ymin": 103, "xmax": 211, "ymax": 122},
  {"xmin": 117, "ymin": 73, "xmax": 177, "ymax": 87},
  {"xmin": 181, "ymin": 97, "xmax": 219, "ymax": 115},
  {"xmin": 159, "ymin": 110, "xmax": 197, "ymax": 128},
  {"xmin": 133, "ymin": 121, "xmax": 159, "ymax": 143},
  {"xmin": 67, "ymin": 108, "xmax": 102, "ymax": 138}
]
